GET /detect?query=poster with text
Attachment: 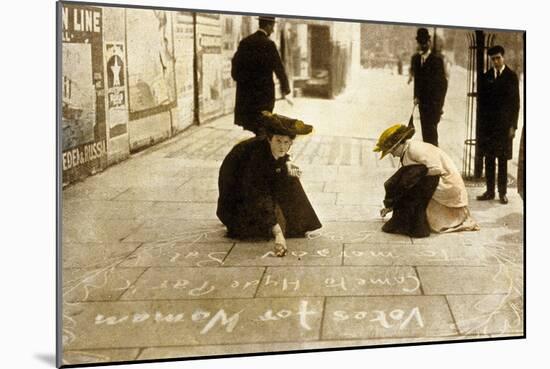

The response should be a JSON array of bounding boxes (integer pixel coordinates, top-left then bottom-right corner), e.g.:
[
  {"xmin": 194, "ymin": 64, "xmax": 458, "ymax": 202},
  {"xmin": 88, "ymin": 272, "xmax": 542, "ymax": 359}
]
[
  {"xmin": 126, "ymin": 8, "xmax": 177, "ymax": 119},
  {"xmin": 61, "ymin": 3, "xmax": 107, "ymax": 183}
]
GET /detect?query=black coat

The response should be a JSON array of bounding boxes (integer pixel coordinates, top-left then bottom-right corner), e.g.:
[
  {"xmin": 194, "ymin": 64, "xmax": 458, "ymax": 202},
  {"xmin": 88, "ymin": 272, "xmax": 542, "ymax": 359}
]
[
  {"xmin": 217, "ymin": 137, "xmax": 321, "ymax": 239},
  {"xmin": 411, "ymin": 52, "xmax": 448, "ymax": 111},
  {"xmin": 382, "ymin": 164, "xmax": 439, "ymax": 238},
  {"xmin": 231, "ymin": 31, "xmax": 290, "ymax": 132},
  {"xmin": 517, "ymin": 126, "xmax": 525, "ymax": 199},
  {"xmin": 478, "ymin": 66, "xmax": 520, "ymax": 159}
]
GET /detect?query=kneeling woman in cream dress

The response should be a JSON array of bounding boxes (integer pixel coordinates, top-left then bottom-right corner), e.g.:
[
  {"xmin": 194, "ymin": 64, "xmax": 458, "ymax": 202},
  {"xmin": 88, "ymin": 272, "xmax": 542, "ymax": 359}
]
[{"xmin": 374, "ymin": 124, "xmax": 479, "ymax": 237}]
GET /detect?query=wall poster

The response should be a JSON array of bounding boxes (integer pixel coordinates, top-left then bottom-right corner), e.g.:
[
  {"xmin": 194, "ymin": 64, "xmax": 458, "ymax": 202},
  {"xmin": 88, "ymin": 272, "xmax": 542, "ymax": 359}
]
[
  {"xmin": 126, "ymin": 8, "xmax": 177, "ymax": 119},
  {"xmin": 61, "ymin": 3, "xmax": 107, "ymax": 184}
]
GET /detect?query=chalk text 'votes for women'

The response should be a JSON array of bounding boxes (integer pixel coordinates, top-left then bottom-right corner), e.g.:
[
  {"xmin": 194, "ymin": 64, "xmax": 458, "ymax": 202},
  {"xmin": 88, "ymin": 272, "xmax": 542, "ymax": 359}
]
[{"xmin": 93, "ymin": 302, "xmax": 425, "ymax": 334}]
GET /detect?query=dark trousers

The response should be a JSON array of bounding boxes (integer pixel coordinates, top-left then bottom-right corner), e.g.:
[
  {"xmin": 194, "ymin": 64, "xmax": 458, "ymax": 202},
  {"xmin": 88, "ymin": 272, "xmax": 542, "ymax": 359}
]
[
  {"xmin": 485, "ymin": 155, "xmax": 508, "ymax": 195},
  {"xmin": 419, "ymin": 105, "xmax": 442, "ymax": 146}
]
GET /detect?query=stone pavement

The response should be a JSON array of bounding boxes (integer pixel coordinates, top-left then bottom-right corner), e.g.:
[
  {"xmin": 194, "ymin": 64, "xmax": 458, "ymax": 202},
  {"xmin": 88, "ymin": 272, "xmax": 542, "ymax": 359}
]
[{"xmin": 61, "ymin": 68, "xmax": 524, "ymax": 366}]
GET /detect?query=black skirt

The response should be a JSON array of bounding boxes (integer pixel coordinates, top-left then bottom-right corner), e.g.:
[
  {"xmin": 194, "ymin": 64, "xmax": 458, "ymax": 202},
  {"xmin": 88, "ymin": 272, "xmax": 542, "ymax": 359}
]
[
  {"xmin": 382, "ymin": 164, "xmax": 439, "ymax": 238},
  {"xmin": 217, "ymin": 137, "xmax": 322, "ymax": 239}
]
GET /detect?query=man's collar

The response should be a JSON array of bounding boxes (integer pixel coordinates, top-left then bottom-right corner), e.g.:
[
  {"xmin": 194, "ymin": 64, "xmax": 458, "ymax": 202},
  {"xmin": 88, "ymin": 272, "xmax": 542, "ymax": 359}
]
[
  {"xmin": 258, "ymin": 28, "xmax": 268, "ymax": 36},
  {"xmin": 420, "ymin": 49, "xmax": 431, "ymax": 59},
  {"xmin": 494, "ymin": 64, "xmax": 506, "ymax": 77}
]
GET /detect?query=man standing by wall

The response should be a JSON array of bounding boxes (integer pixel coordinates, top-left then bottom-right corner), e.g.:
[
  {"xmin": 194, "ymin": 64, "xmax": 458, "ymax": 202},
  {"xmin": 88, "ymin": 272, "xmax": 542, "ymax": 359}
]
[
  {"xmin": 231, "ymin": 16, "xmax": 291, "ymax": 135},
  {"xmin": 477, "ymin": 45, "xmax": 520, "ymax": 204},
  {"xmin": 410, "ymin": 28, "xmax": 448, "ymax": 146}
]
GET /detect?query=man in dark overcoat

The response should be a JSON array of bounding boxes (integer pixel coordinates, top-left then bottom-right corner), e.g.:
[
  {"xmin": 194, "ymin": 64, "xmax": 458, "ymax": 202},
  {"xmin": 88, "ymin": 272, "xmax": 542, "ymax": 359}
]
[
  {"xmin": 477, "ymin": 45, "xmax": 520, "ymax": 204},
  {"xmin": 231, "ymin": 16, "xmax": 291, "ymax": 135},
  {"xmin": 410, "ymin": 28, "xmax": 448, "ymax": 146}
]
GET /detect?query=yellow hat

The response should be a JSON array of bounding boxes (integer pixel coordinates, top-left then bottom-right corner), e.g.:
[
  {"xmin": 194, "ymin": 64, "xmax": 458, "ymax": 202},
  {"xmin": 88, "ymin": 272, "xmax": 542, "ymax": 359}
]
[{"xmin": 373, "ymin": 124, "xmax": 415, "ymax": 159}]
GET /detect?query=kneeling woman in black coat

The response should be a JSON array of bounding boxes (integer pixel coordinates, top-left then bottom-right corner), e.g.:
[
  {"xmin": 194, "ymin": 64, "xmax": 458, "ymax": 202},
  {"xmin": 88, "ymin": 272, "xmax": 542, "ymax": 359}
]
[{"xmin": 217, "ymin": 112, "xmax": 322, "ymax": 256}]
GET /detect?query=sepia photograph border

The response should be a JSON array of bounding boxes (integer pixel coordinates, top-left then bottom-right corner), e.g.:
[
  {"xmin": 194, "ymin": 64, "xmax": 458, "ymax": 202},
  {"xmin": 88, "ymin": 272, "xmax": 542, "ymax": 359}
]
[{"xmin": 56, "ymin": 1, "xmax": 527, "ymax": 367}]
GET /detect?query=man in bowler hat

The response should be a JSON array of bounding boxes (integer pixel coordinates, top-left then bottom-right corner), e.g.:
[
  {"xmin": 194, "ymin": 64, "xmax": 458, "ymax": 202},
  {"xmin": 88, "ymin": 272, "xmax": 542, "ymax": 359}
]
[
  {"xmin": 410, "ymin": 28, "xmax": 448, "ymax": 146},
  {"xmin": 231, "ymin": 16, "xmax": 291, "ymax": 135},
  {"xmin": 477, "ymin": 45, "xmax": 520, "ymax": 204}
]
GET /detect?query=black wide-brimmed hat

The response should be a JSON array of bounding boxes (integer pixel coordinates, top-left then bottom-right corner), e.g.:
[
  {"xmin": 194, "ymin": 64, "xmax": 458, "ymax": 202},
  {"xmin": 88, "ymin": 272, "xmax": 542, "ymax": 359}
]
[
  {"xmin": 260, "ymin": 111, "xmax": 313, "ymax": 138},
  {"xmin": 416, "ymin": 28, "xmax": 430, "ymax": 43}
]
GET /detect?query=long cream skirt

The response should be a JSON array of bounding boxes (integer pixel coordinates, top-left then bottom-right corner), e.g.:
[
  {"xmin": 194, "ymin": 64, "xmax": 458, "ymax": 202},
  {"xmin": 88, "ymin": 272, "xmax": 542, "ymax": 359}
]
[{"xmin": 426, "ymin": 199, "xmax": 480, "ymax": 233}]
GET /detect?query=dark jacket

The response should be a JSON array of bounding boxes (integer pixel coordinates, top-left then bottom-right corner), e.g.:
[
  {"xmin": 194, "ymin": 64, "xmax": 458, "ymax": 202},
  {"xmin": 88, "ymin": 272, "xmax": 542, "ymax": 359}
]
[
  {"xmin": 217, "ymin": 137, "xmax": 321, "ymax": 239},
  {"xmin": 517, "ymin": 126, "xmax": 525, "ymax": 199},
  {"xmin": 411, "ymin": 52, "xmax": 448, "ymax": 111},
  {"xmin": 478, "ymin": 66, "xmax": 520, "ymax": 159},
  {"xmin": 231, "ymin": 31, "xmax": 290, "ymax": 132}
]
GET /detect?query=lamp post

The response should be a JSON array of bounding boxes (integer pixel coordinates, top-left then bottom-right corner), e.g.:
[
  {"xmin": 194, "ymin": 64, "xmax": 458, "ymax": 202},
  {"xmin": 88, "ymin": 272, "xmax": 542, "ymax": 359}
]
[{"xmin": 474, "ymin": 30, "xmax": 485, "ymax": 178}]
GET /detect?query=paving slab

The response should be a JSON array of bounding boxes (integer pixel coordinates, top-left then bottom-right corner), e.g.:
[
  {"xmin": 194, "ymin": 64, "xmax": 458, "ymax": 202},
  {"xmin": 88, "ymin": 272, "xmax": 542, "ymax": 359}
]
[
  {"xmin": 410, "ymin": 232, "xmax": 466, "ymax": 246},
  {"xmin": 256, "ymin": 266, "xmax": 420, "ymax": 297},
  {"xmin": 114, "ymin": 187, "xmax": 217, "ymax": 203},
  {"xmin": 137, "ymin": 158, "xmax": 222, "ymax": 169},
  {"xmin": 62, "ymin": 349, "xmax": 140, "ymax": 366},
  {"xmin": 63, "ymin": 184, "xmax": 129, "ymax": 201},
  {"xmin": 120, "ymin": 267, "xmax": 264, "ymax": 300},
  {"xmin": 470, "ymin": 206, "xmax": 521, "ymax": 225},
  {"xmin": 325, "ymin": 180, "xmax": 381, "ymax": 193},
  {"xmin": 63, "ymin": 199, "xmax": 156, "ymax": 220},
  {"xmin": 340, "ymin": 231, "xmax": 415, "ymax": 245},
  {"xmin": 124, "ymin": 157, "xmax": 185, "ymax": 174},
  {"xmin": 62, "ymin": 218, "xmax": 144, "ymax": 243},
  {"xmin": 62, "ymin": 298, "xmax": 324, "ymax": 349},
  {"xmin": 119, "ymin": 242, "xmax": 233, "ymax": 267},
  {"xmin": 447, "ymin": 294, "xmax": 524, "ymax": 336},
  {"xmin": 308, "ymin": 221, "xmax": 388, "ymax": 242},
  {"xmin": 63, "ymin": 242, "xmax": 142, "ymax": 268},
  {"xmin": 179, "ymin": 177, "xmax": 220, "ymax": 192},
  {"xmin": 301, "ymin": 181, "xmax": 326, "ymax": 193},
  {"xmin": 307, "ymin": 192, "xmax": 337, "ymax": 205},
  {"xmin": 298, "ymin": 165, "xmax": 338, "ymax": 182},
  {"xmin": 222, "ymin": 241, "xmax": 343, "ymax": 266},
  {"xmin": 343, "ymin": 243, "xmax": 492, "ymax": 266},
  {"xmin": 468, "ymin": 195, "xmax": 523, "ymax": 215},
  {"xmin": 463, "ymin": 226, "xmax": 523, "ymax": 246},
  {"xmin": 322, "ymin": 296, "xmax": 457, "ymax": 339},
  {"xmin": 96, "ymin": 171, "xmax": 188, "ymax": 189},
  {"xmin": 109, "ymin": 157, "xmax": 193, "ymax": 174},
  {"xmin": 337, "ymin": 191, "xmax": 386, "ymax": 206},
  {"xmin": 314, "ymin": 204, "xmax": 382, "ymax": 222},
  {"xmin": 417, "ymin": 266, "xmax": 523, "ymax": 295},
  {"xmin": 142, "ymin": 202, "xmax": 219, "ymax": 220},
  {"xmin": 121, "ymin": 219, "xmax": 230, "ymax": 243},
  {"xmin": 137, "ymin": 334, "xmax": 491, "ymax": 359},
  {"xmin": 479, "ymin": 244, "xmax": 524, "ymax": 265},
  {"xmin": 490, "ymin": 333, "xmax": 524, "ymax": 338},
  {"xmin": 172, "ymin": 166, "xmax": 220, "ymax": 179},
  {"xmin": 336, "ymin": 164, "xmax": 380, "ymax": 178},
  {"xmin": 63, "ymin": 267, "xmax": 147, "ymax": 302}
]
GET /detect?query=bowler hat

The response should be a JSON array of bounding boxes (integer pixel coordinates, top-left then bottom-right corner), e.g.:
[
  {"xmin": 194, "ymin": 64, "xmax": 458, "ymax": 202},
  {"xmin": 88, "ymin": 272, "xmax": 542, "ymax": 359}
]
[
  {"xmin": 373, "ymin": 124, "xmax": 415, "ymax": 159},
  {"xmin": 416, "ymin": 28, "xmax": 430, "ymax": 43},
  {"xmin": 260, "ymin": 111, "xmax": 313, "ymax": 138},
  {"xmin": 258, "ymin": 16, "xmax": 276, "ymax": 23}
]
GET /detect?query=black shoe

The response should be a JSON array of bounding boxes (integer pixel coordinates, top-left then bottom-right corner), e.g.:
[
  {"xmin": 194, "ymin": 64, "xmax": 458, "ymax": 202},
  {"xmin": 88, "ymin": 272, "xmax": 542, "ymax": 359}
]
[
  {"xmin": 477, "ymin": 192, "xmax": 495, "ymax": 201},
  {"xmin": 499, "ymin": 195, "xmax": 509, "ymax": 204}
]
